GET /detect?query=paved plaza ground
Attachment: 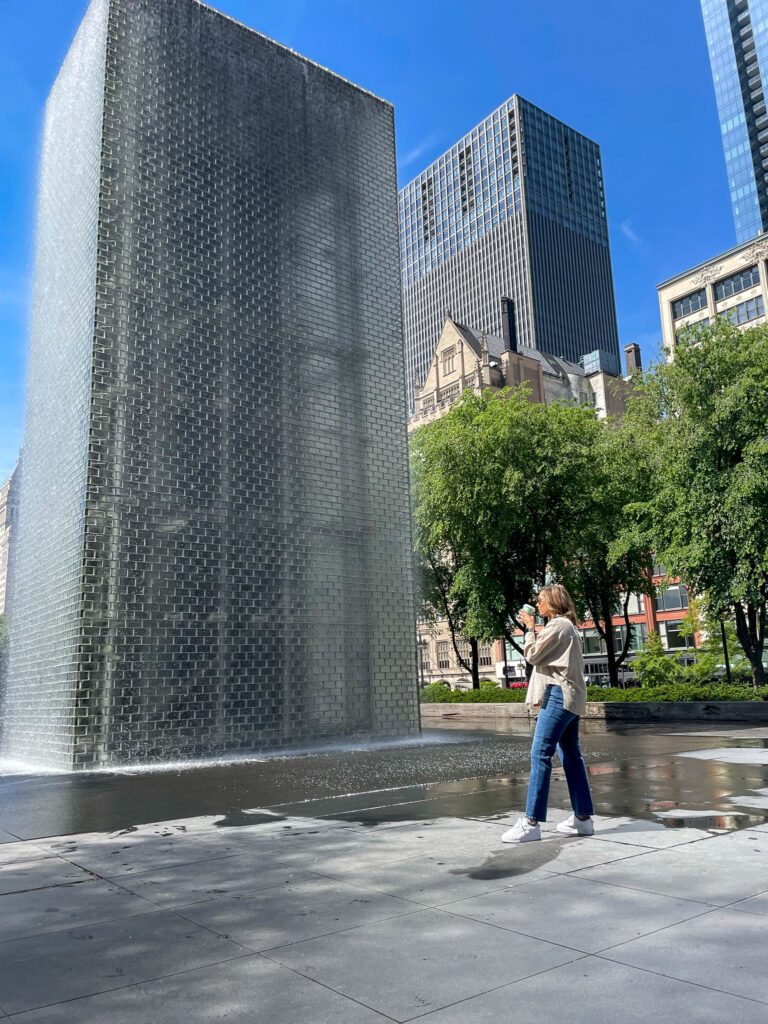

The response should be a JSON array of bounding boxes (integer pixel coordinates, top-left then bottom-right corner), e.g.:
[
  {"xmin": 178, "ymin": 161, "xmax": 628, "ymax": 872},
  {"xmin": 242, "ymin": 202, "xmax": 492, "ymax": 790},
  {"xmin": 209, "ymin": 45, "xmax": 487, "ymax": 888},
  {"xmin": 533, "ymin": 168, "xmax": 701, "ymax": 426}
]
[{"xmin": 0, "ymin": 721, "xmax": 767, "ymax": 1021}]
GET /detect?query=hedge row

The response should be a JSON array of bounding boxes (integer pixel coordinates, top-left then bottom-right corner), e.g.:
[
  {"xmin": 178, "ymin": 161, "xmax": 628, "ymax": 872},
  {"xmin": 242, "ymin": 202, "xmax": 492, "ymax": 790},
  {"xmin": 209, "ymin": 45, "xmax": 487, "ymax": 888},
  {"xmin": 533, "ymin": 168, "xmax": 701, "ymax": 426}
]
[{"xmin": 419, "ymin": 681, "xmax": 768, "ymax": 703}]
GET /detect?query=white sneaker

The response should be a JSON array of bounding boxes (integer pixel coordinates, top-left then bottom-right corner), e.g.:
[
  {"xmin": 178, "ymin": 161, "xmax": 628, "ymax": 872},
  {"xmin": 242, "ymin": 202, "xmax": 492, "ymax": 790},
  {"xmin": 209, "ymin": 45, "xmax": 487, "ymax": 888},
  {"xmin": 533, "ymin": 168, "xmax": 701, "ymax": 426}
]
[
  {"xmin": 501, "ymin": 818, "xmax": 541, "ymax": 843},
  {"xmin": 556, "ymin": 813, "xmax": 594, "ymax": 836}
]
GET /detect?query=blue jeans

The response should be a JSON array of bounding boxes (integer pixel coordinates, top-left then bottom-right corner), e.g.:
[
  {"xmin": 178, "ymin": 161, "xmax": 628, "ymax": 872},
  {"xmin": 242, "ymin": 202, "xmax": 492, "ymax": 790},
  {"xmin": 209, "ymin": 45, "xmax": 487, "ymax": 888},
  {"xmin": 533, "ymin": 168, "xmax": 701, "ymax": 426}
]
[{"xmin": 526, "ymin": 684, "xmax": 594, "ymax": 822}]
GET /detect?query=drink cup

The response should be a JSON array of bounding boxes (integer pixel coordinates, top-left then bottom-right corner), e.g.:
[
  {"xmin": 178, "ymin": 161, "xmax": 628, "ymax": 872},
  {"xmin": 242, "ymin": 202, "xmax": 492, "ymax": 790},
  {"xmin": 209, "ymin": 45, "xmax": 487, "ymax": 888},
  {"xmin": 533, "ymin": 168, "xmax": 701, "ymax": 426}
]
[{"xmin": 521, "ymin": 603, "xmax": 535, "ymax": 616}]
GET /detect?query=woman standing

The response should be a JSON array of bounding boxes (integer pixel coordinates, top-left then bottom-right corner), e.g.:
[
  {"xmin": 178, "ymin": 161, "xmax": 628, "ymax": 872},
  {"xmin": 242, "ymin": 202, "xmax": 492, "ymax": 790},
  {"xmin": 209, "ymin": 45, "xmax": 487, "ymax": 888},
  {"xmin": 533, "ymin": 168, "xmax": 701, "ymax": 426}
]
[{"xmin": 502, "ymin": 583, "xmax": 594, "ymax": 843}]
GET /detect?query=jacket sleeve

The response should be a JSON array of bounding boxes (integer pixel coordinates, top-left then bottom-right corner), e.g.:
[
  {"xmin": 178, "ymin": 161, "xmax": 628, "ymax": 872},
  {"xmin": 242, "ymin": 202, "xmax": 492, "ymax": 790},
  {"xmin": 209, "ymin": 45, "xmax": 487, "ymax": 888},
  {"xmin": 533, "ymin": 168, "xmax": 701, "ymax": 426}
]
[{"xmin": 523, "ymin": 621, "xmax": 566, "ymax": 666}]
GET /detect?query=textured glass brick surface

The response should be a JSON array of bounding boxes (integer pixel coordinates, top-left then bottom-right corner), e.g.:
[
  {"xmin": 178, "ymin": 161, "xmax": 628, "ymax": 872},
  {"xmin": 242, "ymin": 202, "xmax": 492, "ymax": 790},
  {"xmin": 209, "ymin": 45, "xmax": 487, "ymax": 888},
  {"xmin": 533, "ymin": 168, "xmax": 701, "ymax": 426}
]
[
  {"xmin": 0, "ymin": 0, "xmax": 109, "ymax": 768},
  {"xmin": 2, "ymin": 0, "xmax": 418, "ymax": 768}
]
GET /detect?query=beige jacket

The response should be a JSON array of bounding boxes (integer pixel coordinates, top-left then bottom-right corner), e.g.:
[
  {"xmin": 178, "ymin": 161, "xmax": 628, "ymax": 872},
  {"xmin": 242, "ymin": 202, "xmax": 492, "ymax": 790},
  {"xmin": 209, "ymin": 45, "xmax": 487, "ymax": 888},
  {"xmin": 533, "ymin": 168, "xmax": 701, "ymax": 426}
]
[{"xmin": 523, "ymin": 616, "xmax": 588, "ymax": 717}]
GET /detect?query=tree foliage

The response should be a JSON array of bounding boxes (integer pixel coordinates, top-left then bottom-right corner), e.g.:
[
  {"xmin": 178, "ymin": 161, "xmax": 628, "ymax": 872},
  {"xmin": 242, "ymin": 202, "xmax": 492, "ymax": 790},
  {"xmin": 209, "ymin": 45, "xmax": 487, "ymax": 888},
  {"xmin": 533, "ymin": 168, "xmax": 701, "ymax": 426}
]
[
  {"xmin": 410, "ymin": 386, "xmax": 654, "ymax": 686},
  {"xmin": 618, "ymin": 321, "xmax": 768, "ymax": 684}
]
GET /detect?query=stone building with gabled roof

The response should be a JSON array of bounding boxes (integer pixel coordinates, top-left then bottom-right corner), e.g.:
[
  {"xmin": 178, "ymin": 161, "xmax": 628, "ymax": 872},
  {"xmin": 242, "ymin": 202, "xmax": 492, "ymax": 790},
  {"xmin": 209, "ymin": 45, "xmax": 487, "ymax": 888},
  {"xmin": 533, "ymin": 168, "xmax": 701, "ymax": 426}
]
[{"xmin": 408, "ymin": 311, "xmax": 626, "ymax": 434}]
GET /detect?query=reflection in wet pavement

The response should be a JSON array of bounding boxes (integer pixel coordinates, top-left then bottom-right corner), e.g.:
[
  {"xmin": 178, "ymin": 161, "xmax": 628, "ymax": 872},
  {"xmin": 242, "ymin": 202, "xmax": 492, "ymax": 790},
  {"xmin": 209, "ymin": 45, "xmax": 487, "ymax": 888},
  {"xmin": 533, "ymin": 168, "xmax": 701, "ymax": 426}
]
[{"xmin": 0, "ymin": 720, "xmax": 767, "ymax": 840}]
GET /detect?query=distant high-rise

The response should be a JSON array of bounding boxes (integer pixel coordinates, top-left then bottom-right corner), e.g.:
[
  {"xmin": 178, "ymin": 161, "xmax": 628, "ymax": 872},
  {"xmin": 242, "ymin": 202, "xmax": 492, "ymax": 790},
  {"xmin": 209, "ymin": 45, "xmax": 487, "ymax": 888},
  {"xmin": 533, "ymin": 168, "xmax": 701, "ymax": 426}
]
[
  {"xmin": 701, "ymin": 0, "xmax": 768, "ymax": 242},
  {"xmin": 399, "ymin": 95, "xmax": 620, "ymax": 404},
  {"xmin": 1, "ymin": 0, "xmax": 418, "ymax": 768}
]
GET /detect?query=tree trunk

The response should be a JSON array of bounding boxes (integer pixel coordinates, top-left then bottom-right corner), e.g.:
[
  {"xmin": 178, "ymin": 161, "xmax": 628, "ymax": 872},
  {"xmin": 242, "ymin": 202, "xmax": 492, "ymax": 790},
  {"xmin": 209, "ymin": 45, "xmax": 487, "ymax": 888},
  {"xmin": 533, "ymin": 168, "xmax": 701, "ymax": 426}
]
[
  {"xmin": 469, "ymin": 637, "xmax": 480, "ymax": 689},
  {"xmin": 733, "ymin": 602, "xmax": 766, "ymax": 688},
  {"xmin": 596, "ymin": 590, "xmax": 619, "ymax": 688}
]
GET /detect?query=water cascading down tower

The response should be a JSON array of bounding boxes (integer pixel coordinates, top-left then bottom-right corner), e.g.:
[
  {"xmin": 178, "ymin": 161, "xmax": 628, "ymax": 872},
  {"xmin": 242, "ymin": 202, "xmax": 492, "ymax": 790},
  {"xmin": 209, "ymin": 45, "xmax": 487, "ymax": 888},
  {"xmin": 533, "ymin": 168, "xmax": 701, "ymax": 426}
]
[{"xmin": 0, "ymin": 0, "xmax": 419, "ymax": 768}]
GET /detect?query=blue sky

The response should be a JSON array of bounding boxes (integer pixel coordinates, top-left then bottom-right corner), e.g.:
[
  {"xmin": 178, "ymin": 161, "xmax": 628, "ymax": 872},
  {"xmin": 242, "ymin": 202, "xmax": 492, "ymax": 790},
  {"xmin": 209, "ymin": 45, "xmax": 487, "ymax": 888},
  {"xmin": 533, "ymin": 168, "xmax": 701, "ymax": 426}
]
[{"xmin": 0, "ymin": 0, "xmax": 734, "ymax": 481}]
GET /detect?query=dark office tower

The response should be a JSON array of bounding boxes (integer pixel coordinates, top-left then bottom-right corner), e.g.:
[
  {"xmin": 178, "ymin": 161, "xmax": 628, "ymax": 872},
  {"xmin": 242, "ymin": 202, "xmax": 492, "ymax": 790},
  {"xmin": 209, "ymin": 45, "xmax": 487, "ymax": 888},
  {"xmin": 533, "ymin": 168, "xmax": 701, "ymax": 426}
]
[
  {"xmin": 701, "ymin": 0, "xmax": 768, "ymax": 242},
  {"xmin": 0, "ymin": 0, "xmax": 418, "ymax": 769},
  {"xmin": 400, "ymin": 96, "xmax": 621, "ymax": 403}
]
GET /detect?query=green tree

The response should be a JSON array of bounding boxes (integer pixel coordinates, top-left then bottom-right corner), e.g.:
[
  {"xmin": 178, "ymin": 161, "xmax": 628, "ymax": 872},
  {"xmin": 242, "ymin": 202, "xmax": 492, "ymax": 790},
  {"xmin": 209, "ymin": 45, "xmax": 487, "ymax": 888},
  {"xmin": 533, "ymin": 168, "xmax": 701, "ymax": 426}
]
[
  {"xmin": 620, "ymin": 321, "xmax": 768, "ymax": 685},
  {"xmin": 631, "ymin": 630, "xmax": 684, "ymax": 687},
  {"xmin": 681, "ymin": 601, "xmax": 748, "ymax": 684},
  {"xmin": 546, "ymin": 410, "xmax": 655, "ymax": 688},
  {"xmin": 410, "ymin": 386, "xmax": 654, "ymax": 688},
  {"xmin": 410, "ymin": 387, "xmax": 548, "ymax": 686}
]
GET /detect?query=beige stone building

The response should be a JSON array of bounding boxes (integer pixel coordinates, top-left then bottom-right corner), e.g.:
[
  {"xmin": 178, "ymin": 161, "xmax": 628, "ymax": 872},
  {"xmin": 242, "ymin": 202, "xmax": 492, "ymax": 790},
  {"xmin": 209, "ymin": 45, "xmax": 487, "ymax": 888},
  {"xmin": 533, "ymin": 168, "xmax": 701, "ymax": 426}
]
[
  {"xmin": 410, "ymin": 313, "xmax": 629, "ymax": 689},
  {"xmin": 409, "ymin": 314, "xmax": 625, "ymax": 435},
  {"xmin": 658, "ymin": 236, "xmax": 768, "ymax": 357}
]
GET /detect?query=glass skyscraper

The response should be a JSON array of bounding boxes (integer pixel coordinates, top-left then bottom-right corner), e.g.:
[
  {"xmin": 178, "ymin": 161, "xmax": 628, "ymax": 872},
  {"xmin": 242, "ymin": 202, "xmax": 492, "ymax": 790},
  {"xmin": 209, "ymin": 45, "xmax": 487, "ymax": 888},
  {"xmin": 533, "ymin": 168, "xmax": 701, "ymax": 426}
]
[
  {"xmin": 400, "ymin": 95, "xmax": 620, "ymax": 402},
  {"xmin": 701, "ymin": 0, "xmax": 768, "ymax": 242}
]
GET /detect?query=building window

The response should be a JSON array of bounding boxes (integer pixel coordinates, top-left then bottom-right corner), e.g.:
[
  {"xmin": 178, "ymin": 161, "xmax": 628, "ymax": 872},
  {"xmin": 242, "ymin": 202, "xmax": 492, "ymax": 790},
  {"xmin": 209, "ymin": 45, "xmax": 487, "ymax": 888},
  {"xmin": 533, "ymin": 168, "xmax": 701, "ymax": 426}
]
[
  {"xmin": 479, "ymin": 645, "xmax": 494, "ymax": 667},
  {"xmin": 581, "ymin": 628, "xmax": 605, "ymax": 655},
  {"xmin": 652, "ymin": 564, "xmax": 666, "ymax": 578},
  {"xmin": 436, "ymin": 641, "xmax": 451, "ymax": 670},
  {"xmin": 613, "ymin": 593, "xmax": 645, "ymax": 616},
  {"xmin": 655, "ymin": 584, "xmax": 689, "ymax": 612},
  {"xmin": 659, "ymin": 620, "xmax": 695, "ymax": 650},
  {"xmin": 672, "ymin": 289, "xmax": 707, "ymax": 320},
  {"xmin": 442, "ymin": 347, "xmax": 456, "ymax": 374},
  {"xmin": 613, "ymin": 622, "xmax": 648, "ymax": 652},
  {"xmin": 714, "ymin": 264, "xmax": 760, "ymax": 300},
  {"xmin": 721, "ymin": 295, "xmax": 765, "ymax": 325},
  {"xmin": 505, "ymin": 642, "xmax": 525, "ymax": 663}
]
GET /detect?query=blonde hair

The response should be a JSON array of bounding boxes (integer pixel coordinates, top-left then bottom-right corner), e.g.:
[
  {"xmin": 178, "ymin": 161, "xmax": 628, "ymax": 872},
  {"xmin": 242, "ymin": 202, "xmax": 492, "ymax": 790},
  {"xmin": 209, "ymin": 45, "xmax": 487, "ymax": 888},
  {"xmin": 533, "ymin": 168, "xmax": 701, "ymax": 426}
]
[{"xmin": 539, "ymin": 584, "xmax": 578, "ymax": 626}]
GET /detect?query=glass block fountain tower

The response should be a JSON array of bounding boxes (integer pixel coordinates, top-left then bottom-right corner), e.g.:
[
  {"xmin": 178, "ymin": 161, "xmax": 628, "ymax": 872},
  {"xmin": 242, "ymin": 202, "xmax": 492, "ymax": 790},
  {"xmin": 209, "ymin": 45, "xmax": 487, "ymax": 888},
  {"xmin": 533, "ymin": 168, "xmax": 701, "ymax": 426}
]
[{"xmin": 0, "ymin": 0, "xmax": 418, "ymax": 768}]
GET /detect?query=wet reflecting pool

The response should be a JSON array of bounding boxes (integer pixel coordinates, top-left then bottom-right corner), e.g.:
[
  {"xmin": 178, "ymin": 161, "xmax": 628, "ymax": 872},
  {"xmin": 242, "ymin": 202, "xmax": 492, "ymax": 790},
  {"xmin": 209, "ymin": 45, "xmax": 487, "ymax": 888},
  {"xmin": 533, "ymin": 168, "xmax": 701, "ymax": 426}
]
[{"xmin": 1, "ymin": 720, "xmax": 767, "ymax": 840}]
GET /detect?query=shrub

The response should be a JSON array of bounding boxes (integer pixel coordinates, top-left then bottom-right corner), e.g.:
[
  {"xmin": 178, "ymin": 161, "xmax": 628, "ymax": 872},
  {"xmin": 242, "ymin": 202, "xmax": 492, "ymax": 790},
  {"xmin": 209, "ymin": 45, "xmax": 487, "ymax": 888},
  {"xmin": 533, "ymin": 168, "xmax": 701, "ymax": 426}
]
[
  {"xmin": 420, "ymin": 685, "xmax": 527, "ymax": 703},
  {"xmin": 419, "ymin": 681, "xmax": 454, "ymax": 702},
  {"xmin": 586, "ymin": 683, "xmax": 768, "ymax": 703},
  {"xmin": 480, "ymin": 678, "xmax": 500, "ymax": 688}
]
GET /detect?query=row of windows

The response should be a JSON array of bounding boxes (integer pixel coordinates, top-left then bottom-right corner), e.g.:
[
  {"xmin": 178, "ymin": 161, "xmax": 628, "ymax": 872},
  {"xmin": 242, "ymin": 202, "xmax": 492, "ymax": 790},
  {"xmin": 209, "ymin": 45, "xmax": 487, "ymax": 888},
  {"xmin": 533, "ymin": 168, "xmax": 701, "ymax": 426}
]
[
  {"xmin": 714, "ymin": 263, "xmax": 760, "ymax": 299},
  {"xmin": 673, "ymin": 282, "xmax": 766, "ymax": 325},
  {"xmin": 673, "ymin": 289, "xmax": 707, "ymax": 319},
  {"xmin": 723, "ymin": 294, "xmax": 765, "ymax": 324},
  {"xmin": 434, "ymin": 640, "xmax": 494, "ymax": 669}
]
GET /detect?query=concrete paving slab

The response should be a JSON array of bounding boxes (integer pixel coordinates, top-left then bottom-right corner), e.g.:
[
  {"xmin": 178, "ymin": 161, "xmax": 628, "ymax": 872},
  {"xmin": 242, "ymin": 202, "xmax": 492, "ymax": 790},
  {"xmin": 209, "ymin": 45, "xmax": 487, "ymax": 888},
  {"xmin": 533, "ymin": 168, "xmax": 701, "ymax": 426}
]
[
  {"xmin": 0, "ymin": 841, "xmax": 56, "ymax": 868},
  {"xmin": 8, "ymin": 954, "xmax": 390, "ymax": 1023},
  {"xmin": 176, "ymin": 876, "xmax": 420, "ymax": 950},
  {"xmin": 677, "ymin": 747, "xmax": 768, "ymax": 764},
  {"xmin": 321, "ymin": 831, "xmax": 643, "ymax": 908},
  {"xmin": 262, "ymin": 819, "xmax": 506, "ymax": 874},
  {"xmin": 0, "ymin": 856, "xmax": 94, "ymax": 895},
  {"xmin": 730, "ymin": 791, "xmax": 768, "ymax": 809},
  {"xmin": 604, "ymin": 906, "xmax": 768, "ymax": 1004},
  {"xmin": 730, "ymin": 892, "xmax": 768, "ymax": 917},
  {"xmin": 443, "ymin": 873, "xmax": 714, "ymax": 953},
  {"xmin": 318, "ymin": 851, "xmax": 551, "ymax": 907},
  {"xmin": 109, "ymin": 854, "xmax": 318, "ymax": 908},
  {"xmin": 0, "ymin": 878, "xmax": 158, "ymax": 943},
  {"xmin": 0, "ymin": 909, "xmax": 248, "ymax": 1014},
  {"xmin": 574, "ymin": 829, "xmax": 768, "ymax": 904},
  {"xmin": 264, "ymin": 906, "xmax": 580, "ymax": 1021},
  {"xmin": 588, "ymin": 819, "xmax": 713, "ymax": 849},
  {"xmin": 412, "ymin": 954, "xmax": 768, "ymax": 1023},
  {"xmin": 38, "ymin": 831, "xmax": 248, "ymax": 877}
]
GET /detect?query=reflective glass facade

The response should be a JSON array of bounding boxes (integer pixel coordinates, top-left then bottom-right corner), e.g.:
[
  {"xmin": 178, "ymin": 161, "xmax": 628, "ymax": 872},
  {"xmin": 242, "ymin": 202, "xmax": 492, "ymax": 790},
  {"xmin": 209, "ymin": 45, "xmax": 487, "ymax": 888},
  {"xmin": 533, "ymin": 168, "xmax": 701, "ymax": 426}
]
[
  {"xmin": 701, "ymin": 0, "xmax": 768, "ymax": 241},
  {"xmin": 399, "ymin": 95, "xmax": 620, "ymax": 405}
]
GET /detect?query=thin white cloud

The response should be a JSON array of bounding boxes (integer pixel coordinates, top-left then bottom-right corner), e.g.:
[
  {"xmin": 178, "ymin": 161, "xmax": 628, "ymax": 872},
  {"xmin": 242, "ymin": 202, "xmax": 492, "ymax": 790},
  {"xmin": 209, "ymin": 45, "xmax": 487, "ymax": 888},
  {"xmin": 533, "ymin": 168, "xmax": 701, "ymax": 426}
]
[
  {"xmin": 620, "ymin": 218, "xmax": 642, "ymax": 248},
  {"xmin": 398, "ymin": 133, "xmax": 441, "ymax": 173}
]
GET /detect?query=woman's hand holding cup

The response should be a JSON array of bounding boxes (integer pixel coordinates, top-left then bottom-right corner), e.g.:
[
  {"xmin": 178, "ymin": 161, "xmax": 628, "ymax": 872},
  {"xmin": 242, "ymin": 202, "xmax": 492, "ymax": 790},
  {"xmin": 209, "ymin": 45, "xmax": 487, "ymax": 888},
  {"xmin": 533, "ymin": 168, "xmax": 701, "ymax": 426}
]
[{"xmin": 519, "ymin": 603, "xmax": 535, "ymax": 630}]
